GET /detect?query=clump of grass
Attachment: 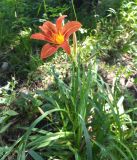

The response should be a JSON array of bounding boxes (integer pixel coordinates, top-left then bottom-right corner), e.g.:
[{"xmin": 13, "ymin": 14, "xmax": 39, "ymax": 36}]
[{"xmin": 1, "ymin": 55, "xmax": 137, "ymax": 160}]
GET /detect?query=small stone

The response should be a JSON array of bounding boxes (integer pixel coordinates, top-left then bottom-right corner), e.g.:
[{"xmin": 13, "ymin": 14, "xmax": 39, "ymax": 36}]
[
  {"xmin": 120, "ymin": 77, "xmax": 125, "ymax": 87},
  {"xmin": 19, "ymin": 87, "xmax": 29, "ymax": 95},
  {"xmin": 1, "ymin": 62, "xmax": 8, "ymax": 71},
  {"xmin": 107, "ymin": 72, "xmax": 115, "ymax": 84},
  {"xmin": 126, "ymin": 78, "xmax": 134, "ymax": 88}
]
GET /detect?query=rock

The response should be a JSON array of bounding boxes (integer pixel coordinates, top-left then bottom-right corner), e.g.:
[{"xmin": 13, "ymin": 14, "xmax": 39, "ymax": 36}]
[
  {"xmin": 120, "ymin": 77, "xmax": 126, "ymax": 87},
  {"xmin": 1, "ymin": 62, "xmax": 8, "ymax": 71},
  {"xmin": 107, "ymin": 72, "xmax": 115, "ymax": 84},
  {"xmin": 126, "ymin": 78, "xmax": 134, "ymax": 88}
]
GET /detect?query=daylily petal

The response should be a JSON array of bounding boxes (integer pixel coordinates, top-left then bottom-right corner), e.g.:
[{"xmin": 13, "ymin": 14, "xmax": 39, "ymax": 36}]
[
  {"xmin": 31, "ymin": 33, "xmax": 53, "ymax": 43},
  {"xmin": 42, "ymin": 21, "xmax": 57, "ymax": 34},
  {"xmin": 41, "ymin": 44, "xmax": 58, "ymax": 59},
  {"xmin": 56, "ymin": 15, "xmax": 67, "ymax": 32},
  {"xmin": 60, "ymin": 40, "xmax": 71, "ymax": 55},
  {"xmin": 63, "ymin": 21, "xmax": 82, "ymax": 39},
  {"xmin": 39, "ymin": 26, "xmax": 52, "ymax": 37},
  {"xmin": 31, "ymin": 33, "xmax": 46, "ymax": 41}
]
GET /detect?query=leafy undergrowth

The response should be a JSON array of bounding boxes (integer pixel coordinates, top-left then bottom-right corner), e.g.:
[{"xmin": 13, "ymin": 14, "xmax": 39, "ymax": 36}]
[{"xmin": 0, "ymin": 51, "xmax": 137, "ymax": 159}]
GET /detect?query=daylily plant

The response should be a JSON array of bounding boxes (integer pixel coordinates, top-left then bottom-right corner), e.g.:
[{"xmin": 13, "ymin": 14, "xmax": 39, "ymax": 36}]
[{"xmin": 31, "ymin": 15, "xmax": 81, "ymax": 59}]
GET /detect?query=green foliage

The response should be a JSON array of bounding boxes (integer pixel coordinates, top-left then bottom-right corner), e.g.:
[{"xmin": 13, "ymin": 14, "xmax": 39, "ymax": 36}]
[
  {"xmin": 0, "ymin": 0, "xmax": 137, "ymax": 160},
  {"xmin": 0, "ymin": 109, "xmax": 18, "ymax": 134},
  {"xmin": 0, "ymin": 77, "xmax": 17, "ymax": 105},
  {"xmin": 79, "ymin": 0, "xmax": 137, "ymax": 64},
  {"xmin": 1, "ymin": 57, "xmax": 137, "ymax": 159}
]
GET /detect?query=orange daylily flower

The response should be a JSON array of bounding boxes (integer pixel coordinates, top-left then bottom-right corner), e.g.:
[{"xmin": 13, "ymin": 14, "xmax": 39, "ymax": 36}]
[{"xmin": 31, "ymin": 15, "xmax": 82, "ymax": 59}]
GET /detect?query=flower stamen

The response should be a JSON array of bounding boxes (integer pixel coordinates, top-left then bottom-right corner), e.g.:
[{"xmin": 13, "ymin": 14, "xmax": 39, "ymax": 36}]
[{"xmin": 54, "ymin": 33, "xmax": 64, "ymax": 44}]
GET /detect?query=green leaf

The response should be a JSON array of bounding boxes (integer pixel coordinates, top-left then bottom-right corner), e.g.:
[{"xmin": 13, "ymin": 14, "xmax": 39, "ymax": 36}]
[
  {"xmin": 79, "ymin": 115, "xmax": 92, "ymax": 160},
  {"xmin": 28, "ymin": 150, "xmax": 44, "ymax": 160},
  {"xmin": 5, "ymin": 110, "xmax": 18, "ymax": 116},
  {"xmin": 27, "ymin": 131, "xmax": 73, "ymax": 149},
  {"xmin": 0, "ymin": 122, "xmax": 13, "ymax": 134},
  {"xmin": 17, "ymin": 109, "xmax": 66, "ymax": 160},
  {"xmin": 0, "ymin": 116, "xmax": 7, "ymax": 124},
  {"xmin": 0, "ymin": 97, "xmax": 7, "ymax": 104}
]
